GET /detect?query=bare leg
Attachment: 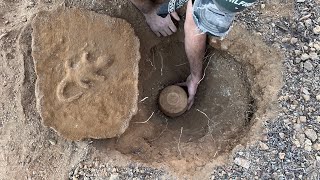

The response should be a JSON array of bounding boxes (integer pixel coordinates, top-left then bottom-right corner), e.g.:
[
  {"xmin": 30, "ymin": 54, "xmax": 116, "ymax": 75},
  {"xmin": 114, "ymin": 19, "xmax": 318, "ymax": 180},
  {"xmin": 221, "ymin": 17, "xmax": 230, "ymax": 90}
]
[{"xmin": 183, "ymin": 0, "xmax": 207, "ymax": 109}]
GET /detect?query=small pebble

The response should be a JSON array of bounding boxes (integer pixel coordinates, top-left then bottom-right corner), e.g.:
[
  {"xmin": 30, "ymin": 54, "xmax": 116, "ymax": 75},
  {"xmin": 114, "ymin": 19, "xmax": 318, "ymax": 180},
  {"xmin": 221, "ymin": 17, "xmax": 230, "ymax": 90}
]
[
  {"xmin": 282, "ymin": 38, "xmax": 290, "ymax": 43},
  {"xmin": 290, "ymin": 38, "xmax": 298, "ymax": 44},
  {"xmin": 302, "ymin": 94, "xmax": 310, "ymax": 101},
  {"xmin": 304, "ymin": 129, "xmax": 318, "ymax": 142},
  {"xmin": 304, "ymin": 61, "xmax": 313, "ymax": 71},
  {"xmin": 279, "ymin": 153, "xmax": 285, "ymax": 160},
  {"xmin": 305, "ymin": 146, "xmax": 312, "ymax": 151},
  {"xmin": 309, "ymin": 52, "xmax": 319, "ymax": 60},
  {"xmin": 305, "ymin": 139, "xmax": 312, "ymax": 146},
  {"xmin": 293, "ymin": 140, "xmax": 301, "ymax": 147},
  {"xmin": 301, "ymin": 88, "xmax": 310, "ymax": 95},
  {"xmin": 259, "ymin": 142, "xmax": 269, "ymax": 150},
  {"xmin": 313, "ymin": 25, "xmax": 320, "ymax": 34},
  {"xmin": 304, "ymin": 19, "xmax": 312, "ymax": 28},
  {"xmin": 234, "ymin": 157, "xmax": 250, "ymax": 169},
  {"xmin": 279, "ymin": 133, "xmax": 285, "ymax": 139},
  {"xmin": 294, "ymin": 50, "xmax": 302, "ymax": 55},
  {"xmin": 313, "ymin": 144, "xmax": 320, "ymax": 151},
  {"xmin": 261, "ymin": 135, "xmax": 268, "ymax": 142},
  {"xmin": 109, "ymin": 173, "xmax": 119, "ymax": 180},
  {"xmin": 299, "ymin": 116, "xmax": 307, "ymax": 123},
  {"xmin": 48, "ymin": 139, "xmax": 56, "ymax": 145},
  {"xmin": 301, "ymin": 53, "xmax": 309, "ymax": 61}
]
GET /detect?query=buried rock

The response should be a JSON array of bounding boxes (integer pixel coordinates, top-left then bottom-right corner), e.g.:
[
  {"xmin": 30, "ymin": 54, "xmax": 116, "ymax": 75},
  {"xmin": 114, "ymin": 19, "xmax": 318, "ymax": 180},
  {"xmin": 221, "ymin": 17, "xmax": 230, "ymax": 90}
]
[{"xmin": 31, "ymin": 7, "xmax": 140, "ymax": 140}]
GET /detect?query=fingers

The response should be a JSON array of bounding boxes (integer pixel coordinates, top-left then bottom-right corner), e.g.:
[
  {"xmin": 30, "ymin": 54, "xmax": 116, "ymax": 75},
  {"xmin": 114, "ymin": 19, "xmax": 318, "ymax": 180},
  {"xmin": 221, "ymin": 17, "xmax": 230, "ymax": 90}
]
[
  {"xmin": 164, "ymin": 27, "xmax": 173, "ymax": 36},
  {"xmin": 153, "ymin": 31, "xmax": 161, "ymax": 37},
  {"xmin": 170, "ymin": 12, "xmax": 180, "ymax": 21},
  {"xmin": 148, "ymin": 12, "xmax": 179, "ymax": 37},
  {"xmin": 168, "ymin": 20, "xmax": 177, "ymax": 33},
  {"xmin": 159, "ymin": 30, "xmax": 168, "ymax": 36}
]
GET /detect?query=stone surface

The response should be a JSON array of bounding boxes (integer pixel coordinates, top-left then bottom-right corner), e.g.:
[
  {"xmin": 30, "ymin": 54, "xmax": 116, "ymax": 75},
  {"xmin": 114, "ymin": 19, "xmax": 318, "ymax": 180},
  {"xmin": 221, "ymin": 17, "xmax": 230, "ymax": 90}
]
[{"xmin": 32, "ymin": 7, "xmax": 140, "ymax": 140}]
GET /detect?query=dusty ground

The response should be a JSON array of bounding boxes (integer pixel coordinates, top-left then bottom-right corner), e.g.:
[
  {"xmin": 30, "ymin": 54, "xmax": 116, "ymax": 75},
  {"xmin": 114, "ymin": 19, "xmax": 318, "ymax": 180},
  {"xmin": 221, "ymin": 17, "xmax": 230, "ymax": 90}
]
[{"xmin": 1, "ymin": 0, "xmax": 310, "ymax": 179}]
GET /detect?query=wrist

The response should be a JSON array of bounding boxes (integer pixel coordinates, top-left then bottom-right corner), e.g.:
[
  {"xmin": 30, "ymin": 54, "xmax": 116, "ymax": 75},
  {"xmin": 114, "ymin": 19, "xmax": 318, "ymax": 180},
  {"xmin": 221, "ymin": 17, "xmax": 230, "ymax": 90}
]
[{"xmin": 191, "ymin": 74, "xmax": 202, "ymax": 82}]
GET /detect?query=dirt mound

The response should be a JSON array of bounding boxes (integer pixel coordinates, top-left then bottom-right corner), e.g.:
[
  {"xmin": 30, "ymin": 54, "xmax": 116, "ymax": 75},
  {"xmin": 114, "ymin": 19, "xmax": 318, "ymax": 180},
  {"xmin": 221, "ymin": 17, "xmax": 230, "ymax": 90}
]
[{"xmin": 31, "ymin": 7, "xmax": 140, "ymax": 140}]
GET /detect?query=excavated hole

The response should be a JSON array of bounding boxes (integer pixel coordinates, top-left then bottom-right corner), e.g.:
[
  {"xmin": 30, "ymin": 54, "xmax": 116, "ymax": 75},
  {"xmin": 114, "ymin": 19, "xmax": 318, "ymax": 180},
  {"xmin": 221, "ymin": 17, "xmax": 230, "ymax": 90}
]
[{"xmin": 93, "ymin": 40, "xmax": 256, "ymax": 165}]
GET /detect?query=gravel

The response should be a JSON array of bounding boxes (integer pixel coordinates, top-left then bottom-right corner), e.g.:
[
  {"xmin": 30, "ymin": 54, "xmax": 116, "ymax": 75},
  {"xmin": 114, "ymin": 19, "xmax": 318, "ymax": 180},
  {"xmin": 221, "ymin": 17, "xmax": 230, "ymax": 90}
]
[
  {"xmin": 69, "ymin": 0, "xmax": 320, "ymax": 179},
  {"xmin": 69, "ymin": 161, "xmax": 166, "ymax": 180},
  {"xmin": 211, "ymin": 0, "xmax": 320, "ymax": 179}
]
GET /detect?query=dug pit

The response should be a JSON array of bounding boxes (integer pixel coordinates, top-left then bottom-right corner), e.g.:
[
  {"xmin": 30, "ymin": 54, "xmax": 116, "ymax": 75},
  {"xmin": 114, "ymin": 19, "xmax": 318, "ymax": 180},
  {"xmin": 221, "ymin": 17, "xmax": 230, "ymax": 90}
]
[
  {"xmin": 93, "ymin": 40, "xmax": 254, "ymax": 167},
  {"xmin": 91, "ymin": 23, "xmax": 283, "ymax": 176}
]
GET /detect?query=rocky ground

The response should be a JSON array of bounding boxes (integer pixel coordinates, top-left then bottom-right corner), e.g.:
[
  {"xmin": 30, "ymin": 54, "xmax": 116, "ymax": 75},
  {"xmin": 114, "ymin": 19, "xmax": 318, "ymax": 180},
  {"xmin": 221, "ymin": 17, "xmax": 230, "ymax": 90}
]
[
  {"xmin": 1, "ymin": 0, "xmax": 319, "ymax": 179},
  {"xmin": 209, "ymin": 0, "xmax": 320, "ymax": 179},
  {"xmin": 69, "ymin": 0, "xmax": 320, "ymax": 179}
]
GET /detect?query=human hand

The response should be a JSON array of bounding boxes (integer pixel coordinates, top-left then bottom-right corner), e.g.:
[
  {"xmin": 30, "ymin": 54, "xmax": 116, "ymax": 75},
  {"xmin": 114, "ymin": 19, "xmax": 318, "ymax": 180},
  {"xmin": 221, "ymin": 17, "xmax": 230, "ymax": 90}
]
[
  {"xmin": 144, "ymin": 8, "xmax": 180, "ymax": 37},
  {"xmin": 177, "ymin": 75, "xmax": 201, "ymax": 110}
]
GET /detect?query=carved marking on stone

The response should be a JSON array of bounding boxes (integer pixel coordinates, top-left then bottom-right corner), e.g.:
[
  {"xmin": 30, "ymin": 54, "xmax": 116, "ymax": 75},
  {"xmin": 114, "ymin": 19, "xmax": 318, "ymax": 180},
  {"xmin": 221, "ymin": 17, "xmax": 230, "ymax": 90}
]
[
  {"xmin": 56, "ymin": 52, "xmax": 112, "ymax": 102},
  {"xmin": 32, "ymin": 7, "xmax": 140, "ymax": 140}
]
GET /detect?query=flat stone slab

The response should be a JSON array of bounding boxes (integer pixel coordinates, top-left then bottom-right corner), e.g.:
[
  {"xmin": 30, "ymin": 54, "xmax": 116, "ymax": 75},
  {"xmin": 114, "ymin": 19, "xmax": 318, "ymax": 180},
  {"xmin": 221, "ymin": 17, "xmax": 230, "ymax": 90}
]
[{"xmin": 32, "ymin": 7, "xmax": 140, "ymax": 140}]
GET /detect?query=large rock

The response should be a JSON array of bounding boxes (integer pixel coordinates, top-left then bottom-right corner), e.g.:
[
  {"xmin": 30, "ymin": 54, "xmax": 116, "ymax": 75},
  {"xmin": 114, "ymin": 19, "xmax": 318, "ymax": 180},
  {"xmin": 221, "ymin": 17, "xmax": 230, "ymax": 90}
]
[{"xmin": 32, "ymin": 7, "xmax": 140, "ymax": 140}]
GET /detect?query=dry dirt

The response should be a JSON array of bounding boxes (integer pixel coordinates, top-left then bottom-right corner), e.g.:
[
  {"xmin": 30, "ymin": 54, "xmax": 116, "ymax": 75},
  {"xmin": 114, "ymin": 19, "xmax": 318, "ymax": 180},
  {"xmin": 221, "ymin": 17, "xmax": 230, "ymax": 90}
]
[{"xmin": 0, "ymin": 0, "xmax": 285, "ymax": 179}]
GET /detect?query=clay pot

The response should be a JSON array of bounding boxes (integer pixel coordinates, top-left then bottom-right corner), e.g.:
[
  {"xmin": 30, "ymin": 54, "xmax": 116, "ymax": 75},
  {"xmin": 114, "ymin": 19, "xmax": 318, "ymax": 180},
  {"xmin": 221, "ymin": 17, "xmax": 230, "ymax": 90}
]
[{"xmin": 159, "ymin": 85, "xmax": 188, "ymax": 117}]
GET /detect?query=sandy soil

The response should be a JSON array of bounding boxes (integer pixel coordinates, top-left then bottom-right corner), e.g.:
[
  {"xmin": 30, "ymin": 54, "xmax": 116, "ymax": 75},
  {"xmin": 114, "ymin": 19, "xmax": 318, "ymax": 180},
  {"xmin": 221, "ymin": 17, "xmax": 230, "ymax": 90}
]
[{"xmin": 0, "ymin": 0, "xmax": 289, "ymax": 179}]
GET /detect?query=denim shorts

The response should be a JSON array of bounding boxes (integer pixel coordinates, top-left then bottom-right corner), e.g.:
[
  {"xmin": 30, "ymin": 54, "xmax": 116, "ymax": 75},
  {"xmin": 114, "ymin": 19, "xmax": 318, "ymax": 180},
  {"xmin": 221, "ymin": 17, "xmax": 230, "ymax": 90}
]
[{"xmin": 192, "ymin": 0, "xmax": 236, "ymax": 38}]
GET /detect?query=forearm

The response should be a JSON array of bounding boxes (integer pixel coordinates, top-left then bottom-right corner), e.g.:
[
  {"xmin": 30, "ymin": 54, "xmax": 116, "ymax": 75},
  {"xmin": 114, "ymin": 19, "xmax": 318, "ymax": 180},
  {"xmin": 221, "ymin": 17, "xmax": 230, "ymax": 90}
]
[
  {"xmin": 188, "ymin": 53, "xmax": 204, "ymax": 80},
  {"xmin": 184, "ymin": 0, "xmax": 206, "ymax": 81},
  {"xmin": 186, "ymin": 40, "xmax": 206, "ymax": 81},
  {"xmin": 129, "ymin": 0, "xmax": 156, "ymax": 14}
]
